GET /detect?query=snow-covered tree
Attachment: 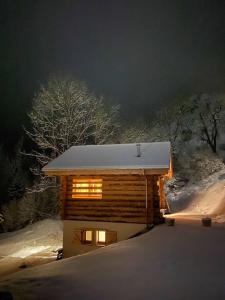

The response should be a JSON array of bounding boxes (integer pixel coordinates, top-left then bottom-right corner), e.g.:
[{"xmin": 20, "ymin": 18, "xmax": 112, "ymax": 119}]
[
  {"xmin": 118, "ymin": 120, "xmax": 151, "ymax": 143},
  {"xmin": 25, "ymin": 76, "xmax": 120, "ymax": 191}
]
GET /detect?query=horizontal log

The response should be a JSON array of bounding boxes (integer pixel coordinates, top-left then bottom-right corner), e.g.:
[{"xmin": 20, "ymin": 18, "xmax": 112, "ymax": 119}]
[
  {"xmin": 66, "ymin": 189, "xmax": 150, "ymax": 196},
  {"xmin": 60, "ymin": 178, "xmax": 67, "ymax": 183},
  {"xmin": 65, "ymin": 193, "xmax": 153, "ymax": 200},
  {"xmin": 67, "ymin": 190, "xmax": 147, "ymax": 196},
  {"xmin": 66, "ymin": 198, "xmax": 146, "ymax": 203},
  {"xmin": 67, "ymin": 181, "xmax": 147, "ymax": 187},
  {"xmin": 44, "ymin": 168, "xmax": 168, "ymax": 176},
  {"xmin": 60, "ymin": 172, "xmax": 158, "ymax": 224},
  {"xmin": 65, "ymin": 215, "xmax": 147, "ymax": 223},
  {"xmin": 66, "ymin": 206, "xmax": 146, "ymax": 214},
  {"xmin": 46, "ymin": 169, "xmax": 147, "ymax": 176},
  {"xmin": 65, "ymin": 215, "xmax": 147, "ymax": 220},
  {"xmin": 66, "ymin": 197, "xmax": 147, "ymax": 202},
  {"xmin": 66, "ymin": 180, "xmax": 153, "ymax": 186},
  {"xmin": 60, "ymin": 191, "xmax": 66, "ymax": 195},
  {"xmin": 103, "ymin": 180, "xmax": 146, "ymax": 184},
  {"xmin": 66, "ymin": 200, "xmax": 146, "ymax": 208},
  {"xmin": 65, "ymin": 208, "xmax": 148, "ymax": 215},
  {"xmin": 66, "ymin": 195, "xmax": 146, "ymax": 201},
  {"xmin": 66, "ymin": 208, "xmax": 147, "ymax": 213},
  {"xmin": 102, "ymin": 186, "xmax": 147, "ymax": 191},
  {"xmin": 66, "ymin": 188, "xmax": 152, "ymax": 195},
  {"xmin": 67, "ymin": 175, "xmax": 147, "ymax": 181},
  {"xmin": 65, "ymin": 214, "xmax": 146, "ymax": 221},
  {"xmin": 66, "ymin": 188, "xmax": 149, "ymax": 194}
]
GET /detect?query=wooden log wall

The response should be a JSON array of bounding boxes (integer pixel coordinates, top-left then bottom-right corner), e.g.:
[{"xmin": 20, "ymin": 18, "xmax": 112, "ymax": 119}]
[
  {"xmin": 158, "ymin": 176, "xmax": 168, "ymax": 210},
  {"xmin": 61, "ymin": 175, "xmax": 155, "ymax": 224},
  {"xmin": 152, "ymin": 175, "xmax": 162, "ymax": 223},
  {"xmin": 59, "ymin": 176, "xmax": 67, "ymax": 219}
]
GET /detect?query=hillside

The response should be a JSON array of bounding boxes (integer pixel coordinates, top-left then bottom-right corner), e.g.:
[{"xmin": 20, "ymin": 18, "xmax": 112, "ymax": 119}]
[
  {"xmin": 0, "ymin": 170, "xmax": 225, "ymax": 299},
  {"xmin": 0, "ymin": 220, "xmax": 224, "ymax": 300},
  {"xmin": 167, "ymin": 168, "xmax": 225, "ymax": 222},
  {"xmin": 0, "ymin": 219, "xmax": 62, "ymax": 278}
]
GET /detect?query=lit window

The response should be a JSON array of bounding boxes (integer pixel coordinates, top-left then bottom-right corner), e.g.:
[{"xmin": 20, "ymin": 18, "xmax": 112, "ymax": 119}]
[
  {"xmin": 81, "ymin": 229, "xmax": 117, "ymax": 246},
  {"xmin": 96, "ymin": 230, "xmax": 106, "ymax": 244},
  {"xmin": 82, "ymin": 230, "xmax": 93, "ymax": 244},
  {"xmin": 85, "ymin": 230, "xmax": 92, "ymax": 242},
  {"xmin": 72, "ymin": 179, "xmax": 102, "ymax": 199}
]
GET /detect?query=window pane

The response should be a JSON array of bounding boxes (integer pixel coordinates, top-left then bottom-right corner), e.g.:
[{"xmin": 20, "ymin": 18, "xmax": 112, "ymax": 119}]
[
  {"xmin": 97, "ymin": 230, "xmax": 106, "ymax": 243},
  {"xmin": 72, "ymin": 179, "xmax": 102, "ymax": 199},
  {"xmin": 85, "ymin": 230, "xmax": 92, "ymax": 242}
]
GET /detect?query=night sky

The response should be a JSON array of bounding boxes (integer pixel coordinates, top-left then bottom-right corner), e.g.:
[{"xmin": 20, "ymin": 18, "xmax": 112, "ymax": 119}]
[{"xmin": 1, "ymin": 0, "xmax": 225, "ymax": 147}]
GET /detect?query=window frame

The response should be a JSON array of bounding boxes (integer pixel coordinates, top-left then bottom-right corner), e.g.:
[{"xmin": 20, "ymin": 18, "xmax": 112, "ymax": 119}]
[
  {"xmin": 81, "ymin": 229, "xmax": 117, "ymax": 246},
  {"xmin": 95, "ymin": 230, "xmax": 106, "ymax": 246},
  {"xmin": 71, "ymin": 178, "xmax": 103, "ymax": 200},
  {"xmin": 82, "ymin": 229, "xmax": 94, "ymax": 244}
]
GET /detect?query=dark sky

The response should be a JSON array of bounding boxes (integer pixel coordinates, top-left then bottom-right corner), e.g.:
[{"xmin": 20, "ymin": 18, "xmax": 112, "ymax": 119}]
[{"xmin": 1, "ymin": 0, "xmax": 225, "ymax": 147}]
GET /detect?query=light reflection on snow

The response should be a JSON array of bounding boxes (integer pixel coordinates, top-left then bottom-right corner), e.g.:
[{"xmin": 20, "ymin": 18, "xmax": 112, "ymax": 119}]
[{"xmin": 11, "ymin": 246, "xmax": 49, "ymax": 258}]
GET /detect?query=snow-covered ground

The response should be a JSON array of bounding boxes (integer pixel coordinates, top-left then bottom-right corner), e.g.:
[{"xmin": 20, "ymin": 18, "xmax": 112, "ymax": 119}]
[
  {"xmin": 0, "ymin": 220, "xmax": 224, "ymax": 300},
  {"xmin": 0, "ymin": 219, "xmax": 62, "ymax": 278},
  {"xmin": 167, "ymin": 168, "xmax": 225, "ymax": 222},
  {"xmin": 0, "ymin": 169, "xmax": 225, "ymax": 298}
]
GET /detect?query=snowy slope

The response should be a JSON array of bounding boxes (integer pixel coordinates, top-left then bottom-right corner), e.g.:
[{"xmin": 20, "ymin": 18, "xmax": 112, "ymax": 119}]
[
  {"xmin": 0, "ymin": 169, "xmax": 225, "ymax": 298},
  {"xmin": 167, "ymin": 168, "xmax": 225, "ymax": 222},
  {"xmin": 0, "ymin": 221, "xmax": 224, "ymax": 300},
  {"xmin": 0, "ymin": 219, "xmax": 62, "ymax": 278}
]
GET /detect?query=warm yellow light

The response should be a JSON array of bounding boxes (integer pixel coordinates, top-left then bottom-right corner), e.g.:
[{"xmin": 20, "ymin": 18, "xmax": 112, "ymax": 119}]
[
  {"xmin": 74, "ymin": 183, "xmax": 89, "ymax": 188},
  {"xmin": 73, "ymin": 188, "xmax": 89, "ymax": 193},
  {"xmin": 72, "ymin": 183, "xmax": 102, "ymax": 189},
  {"xmin": 72, "ymin": 179, "xmax": 102, "ymax": 199},
  {"xmin": 97, "ymin": 230, "xmax": 106, "ymax": 243},
  {"xmin": 72, "ymin": 195, "xmax": 102, "ymax": 199},
  {"xmin": 85, "ymin": 230, "xmax": 92, "ymax": 242},
  {"xmin": 73, "ymin": 179, "xmax": 102, "ymax": 183}
]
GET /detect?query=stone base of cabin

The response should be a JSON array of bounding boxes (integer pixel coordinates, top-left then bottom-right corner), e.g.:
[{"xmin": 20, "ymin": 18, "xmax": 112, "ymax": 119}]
[{"xmin": 63, "ymin": 220, "xmax": 146, "ymax": 258}]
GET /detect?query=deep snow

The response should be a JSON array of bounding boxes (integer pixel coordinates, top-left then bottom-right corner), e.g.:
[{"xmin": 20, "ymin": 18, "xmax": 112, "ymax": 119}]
[{"xmin": 0, "ymin": 220, "xmax": 224, "ymax": 300}]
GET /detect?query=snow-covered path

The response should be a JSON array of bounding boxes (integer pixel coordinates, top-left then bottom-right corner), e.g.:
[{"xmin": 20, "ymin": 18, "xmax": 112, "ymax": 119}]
[{"xmin": 0, "ymin": 220, "xmax": 224, "ymax": 300}]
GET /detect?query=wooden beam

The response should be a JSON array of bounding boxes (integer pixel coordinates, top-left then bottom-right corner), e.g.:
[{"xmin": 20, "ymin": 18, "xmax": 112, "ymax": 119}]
[
  {"xmin": 44, "ymin": 168, "xmax": 169, "ymax": 176},
  {"xmin": 59, "ymin": 176, "xmax": 67, "ymax": 220}
]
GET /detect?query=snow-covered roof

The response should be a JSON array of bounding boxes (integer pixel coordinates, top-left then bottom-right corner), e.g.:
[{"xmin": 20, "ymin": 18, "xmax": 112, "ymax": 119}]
[{"xmin": 43, "ymin": 142, "xmax": 171, "ymax": 173}]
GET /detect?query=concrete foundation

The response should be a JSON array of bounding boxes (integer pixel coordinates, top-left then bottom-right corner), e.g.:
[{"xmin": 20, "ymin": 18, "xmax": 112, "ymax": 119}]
[{"xmin": 63, "ymin": 220, "xmax": 146, "ymax": 257}]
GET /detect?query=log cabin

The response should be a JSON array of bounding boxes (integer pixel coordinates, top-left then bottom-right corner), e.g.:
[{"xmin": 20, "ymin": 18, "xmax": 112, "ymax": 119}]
[{"xmin": 43, "ymin": 142, "xmax": 173, "ymax": 257}]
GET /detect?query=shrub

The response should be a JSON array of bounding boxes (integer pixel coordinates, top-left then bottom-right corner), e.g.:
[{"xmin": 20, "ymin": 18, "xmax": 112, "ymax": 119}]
[{"xmin": 1, "ymin": 188, "xmax": 59, "ymax": 232}]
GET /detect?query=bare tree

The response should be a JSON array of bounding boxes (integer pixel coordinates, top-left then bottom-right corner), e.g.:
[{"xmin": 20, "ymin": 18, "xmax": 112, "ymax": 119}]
[
  {"xmin": 93, "ymin": 98, "xmax": 120, "ymax": 144},
  {"xmin": 190, "ymin": 93, "xmax": 224, "ymax": 153},
  {"xmin": 118, "ymin": 99, "xmax": 191, "ymax": 150},
  {"xmin": 118, "ymin": 120, "xmax": 151, "ymax": 143},
  {"xmin": 149, "ymin": 97, "xmax": 192, "ymax": 151},
  {"xmin": 25, "ymin": 76, "xmax": 120, "ymax": 191},
  {"xmin": 0, "ymin": 213, "xmax": 3, "ymax": 224}
]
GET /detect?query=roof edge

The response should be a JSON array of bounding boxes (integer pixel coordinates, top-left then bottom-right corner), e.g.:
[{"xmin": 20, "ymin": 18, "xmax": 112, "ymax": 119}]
[{"xmin": 43, "ymin": 167, "xmax": 169, "ymax": 176}]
